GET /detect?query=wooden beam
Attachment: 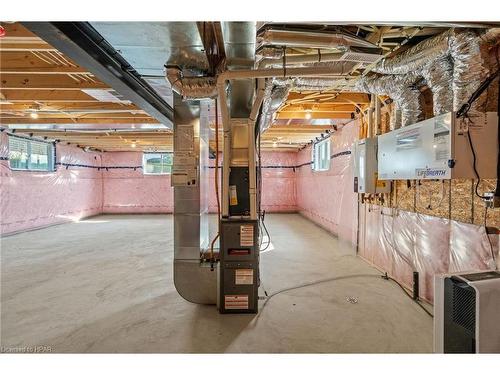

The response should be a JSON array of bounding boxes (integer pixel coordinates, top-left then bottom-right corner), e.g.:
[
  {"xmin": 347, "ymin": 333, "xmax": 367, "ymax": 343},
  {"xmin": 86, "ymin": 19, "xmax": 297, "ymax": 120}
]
[
  {"xmin": 0, "ymin": 102, "xmax": 141, "ymax": 111},
  {"xmin": 1, "ymin": 89, "xmax": 105, "ymax": 102},
  {"xmin": 1, "ymin": 118, "xmax": 160, "ymax": 124},
  {"xmin": 0, "ymin": 73, "xmax": 107, "ymax": 90},
  {"xmin": 286, "ymin": 92, "xmax": 370, "ymax": 104},
  {"xmin": 0, "ymin": 23, "xmax": 37, "ymax": 38},
  {"xmin": 276, "ymin": 111, "xmax": 352, "ymax": 120},
  {"xmin": 280, "ymin": 104, "xmax": 356, "ymax": 113},
  {"xmin": 0, "ymin": 43, "xmax": 57, "ymax": 52},
  {"xmin": 1, "ymin": 51, "xmax": 83, "ymax": 71}
]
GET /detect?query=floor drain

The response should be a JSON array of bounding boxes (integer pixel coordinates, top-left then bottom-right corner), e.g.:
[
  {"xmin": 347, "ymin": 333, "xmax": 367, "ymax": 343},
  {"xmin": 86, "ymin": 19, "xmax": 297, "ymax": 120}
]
[{"xmin": 346, "ymin": 296, "xmax": 358, "ymax": 304}]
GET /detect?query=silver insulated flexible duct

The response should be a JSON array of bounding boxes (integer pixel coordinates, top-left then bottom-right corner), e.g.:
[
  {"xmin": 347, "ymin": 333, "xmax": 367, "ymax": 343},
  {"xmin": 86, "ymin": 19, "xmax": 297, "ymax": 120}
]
[
  {"xmin": 372, "ymin": 28, "xmax": 491, "ymax": 116},
  {"xmin": 258, "ymin": 80, "xmax": 289, "ymax": 132},
  {"xmin": 356, "ymin": 72, "xmax": 423, "ymax": 128},
  {"xmin": 166, "ymin": 66, "xmax": 218, "ymax": 99}
]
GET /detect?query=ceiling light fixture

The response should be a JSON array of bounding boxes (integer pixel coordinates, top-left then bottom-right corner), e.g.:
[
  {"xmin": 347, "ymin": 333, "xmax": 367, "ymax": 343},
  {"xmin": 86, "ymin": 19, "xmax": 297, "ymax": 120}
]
[
  {"xmin": 305, "ymin": 109, "xmax": 312, "ymax": 120},
  {"xmin": 30, "ymin": 112, "xmax": 39, "ymax": 119}
]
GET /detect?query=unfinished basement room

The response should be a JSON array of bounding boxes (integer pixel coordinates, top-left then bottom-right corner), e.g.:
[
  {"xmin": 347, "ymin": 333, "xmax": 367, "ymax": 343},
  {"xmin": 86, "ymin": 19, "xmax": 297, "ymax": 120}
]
[{"xmin": 1, "ymin": 2, "xmax": 500, "ymax": 370}]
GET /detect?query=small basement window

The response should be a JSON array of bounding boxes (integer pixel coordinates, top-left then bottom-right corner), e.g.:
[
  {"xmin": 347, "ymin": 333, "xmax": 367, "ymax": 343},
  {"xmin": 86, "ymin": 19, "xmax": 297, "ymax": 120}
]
[
  {"xmin": 312, "ymin": 139, "xmax": 330, "ymax": 172},
  {"xmin": 142, "ymin": 152, "xmax": 173, "ymax": 174},
  {"xmin": 8, "ymin": 136, "xmax": 55, "ymax": 171}
]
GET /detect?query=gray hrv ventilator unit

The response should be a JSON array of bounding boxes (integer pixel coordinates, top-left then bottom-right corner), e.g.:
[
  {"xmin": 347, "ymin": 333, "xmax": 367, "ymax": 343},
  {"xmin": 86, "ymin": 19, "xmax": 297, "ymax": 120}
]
[{"xmin": 434, "ymin": 270, "xmax": 500, "ymax": 353}]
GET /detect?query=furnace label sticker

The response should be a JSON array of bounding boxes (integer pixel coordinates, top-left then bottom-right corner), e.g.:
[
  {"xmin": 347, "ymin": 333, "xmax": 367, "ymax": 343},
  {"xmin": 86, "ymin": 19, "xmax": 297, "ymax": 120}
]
[
  {"xmin": 175, "ymin": 124, "xmax": 194, "ymax": 151},
  {"xmin": 240, "ymin": 225, "xmax": 254, "ymax": 246},
  {"xmin": 235, "ymin": 269, "xmax": 254, "ymax": 285},
  {"xmin": 433, "ymin": 129, "xmax": 450, "ymax": 162},
  {"xmin": 396, "ymin": 128, "xmax": 422, "ymax": 151},
  {"xmin": 224, "ymin": 295, "xmax": 249, "ymax": 310},
  {"xmin": 229, "ymin": 185, "xmax": 238, "ymax": 206}
]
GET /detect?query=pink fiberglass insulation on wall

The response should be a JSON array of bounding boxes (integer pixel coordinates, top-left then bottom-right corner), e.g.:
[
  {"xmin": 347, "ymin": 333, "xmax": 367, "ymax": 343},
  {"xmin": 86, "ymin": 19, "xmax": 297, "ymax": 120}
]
[
  {"xmin": 102, "ymin": 150, "xmax": 296, "ymax": 214},
  {"xmin": 358, "ymin": 205, "xmax": 499, "ymax": 303},
  {"xmin": 0, "ymin": 133, "xmax": 102, "ymax": 235},
  {"xmin": 101, "ymin": 152, "xmax": 173, "ymax": 213},
  {"xmin": 260, "ymin": 151, "xmax": 297, "ymax": 212},
  {"xmin": 294, "ymin": 119, "xmax": 498, "ymax": 303},
  {"xmin": 296, "ymin": 120, "xmax": 359, "ymax": 245}
]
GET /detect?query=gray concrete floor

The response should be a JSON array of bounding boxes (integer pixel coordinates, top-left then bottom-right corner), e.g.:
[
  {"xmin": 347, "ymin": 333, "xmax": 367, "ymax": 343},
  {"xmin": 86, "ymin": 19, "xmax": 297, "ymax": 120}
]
[{"xmin": 1, "ymin": 214, "xmax": 432, "ymax": 353}]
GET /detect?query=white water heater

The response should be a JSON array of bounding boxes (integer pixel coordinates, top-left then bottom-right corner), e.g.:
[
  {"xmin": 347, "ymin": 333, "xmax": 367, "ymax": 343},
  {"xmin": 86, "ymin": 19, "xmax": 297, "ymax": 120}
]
[{"xmin": 377, "ymin": 112, "xmax": 498, "ymax": 180}]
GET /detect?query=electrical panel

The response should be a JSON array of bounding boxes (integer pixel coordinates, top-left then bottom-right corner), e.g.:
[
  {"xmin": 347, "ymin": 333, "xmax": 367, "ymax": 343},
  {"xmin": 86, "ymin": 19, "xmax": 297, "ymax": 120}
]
[
  {"xmin": 353, "ymin": 137, "xmax": 391, "ymax": 194},
  {"xmin": 218, "ymin": 219, "xmax": 259, "ymax": 313},
  {"xmin": 434, "ymin": 271, "xmax": 500, "ymax": 353},
  {"xmin": 377, "ymin": 112, "xmax": 498, "ymax": 180}
]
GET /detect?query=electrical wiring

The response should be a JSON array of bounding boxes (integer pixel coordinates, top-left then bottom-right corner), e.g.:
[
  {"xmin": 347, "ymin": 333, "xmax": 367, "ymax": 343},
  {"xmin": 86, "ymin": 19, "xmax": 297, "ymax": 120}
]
[
  {"xmin": 456, "ymin": 69, "xmax": 499, "ymax": 200},
  {"xmin": 381, "ymin": 273, "xmax": 434, "ymax": 318},
  {"xmin": 484, "ymin": 207, "xmax": 498, "ymax": 271},
  {"xmin": 209, "ymin": 99, "xmax": 221, "ymax": 264},
  {"xmin": 259, "ymin": 272, "xmax": 434, "ymax": 318},
  {"xmin": 463, "ymin": 116, "xmax": 489, "ymax": 200},
  {"xmin": 255, "ymin": 100, "xmax": 272, "ymax": 253}
]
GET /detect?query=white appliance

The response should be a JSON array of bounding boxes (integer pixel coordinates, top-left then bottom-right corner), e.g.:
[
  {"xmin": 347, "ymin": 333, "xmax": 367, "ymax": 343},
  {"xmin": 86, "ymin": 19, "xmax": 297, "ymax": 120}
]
[
  {"xmin": 377, "ymin": 112, "xmax": 498, "ymax": 180},
  {"xmin": 352, "ymin": 137, "xmax": 391, "ymax": 194},
  {"xmin": 434, "ymin": 270, "xmax": 500, "ymax": 353}
]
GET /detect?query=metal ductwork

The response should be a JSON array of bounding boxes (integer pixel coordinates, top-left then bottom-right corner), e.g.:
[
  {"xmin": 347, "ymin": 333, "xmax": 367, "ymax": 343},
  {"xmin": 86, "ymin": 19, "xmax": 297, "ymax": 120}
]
[
  {"xmin": 257, "ymin": 48, "xmax": 382, "ymax": 69},
  {"xmin": 449, "ymin": 29, "xmax": 490, "ymax": 112},
  {"xmin": 166, "ymin": 66, "xmax": 218, "ymax": 99},
  {"xmin": 172, "ymin": 95, "xmax": 215, "ymax": 305},
  {"xmin": 356, "ymin": 72, "xmax": 424, "ymax": 128},
  {"xmin": 421, "ymin": 55, "xmax": 454, "ymax": 115},
  {"xmin": 257, "ymin": 27, "xmax": 381, "ymax": 51},
  {"xmin": 372, "ymin": 28, "xmax": 492, "ymax": 115},
  {"xmin": 258, "ymin": 81, "xmax": 289, "ymax": 132}
]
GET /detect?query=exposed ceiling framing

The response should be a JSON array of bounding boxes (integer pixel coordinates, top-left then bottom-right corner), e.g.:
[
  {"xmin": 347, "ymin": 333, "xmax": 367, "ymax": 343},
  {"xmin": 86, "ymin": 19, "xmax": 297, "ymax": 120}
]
[{"xmin": 0, "ymin": 22, "xmax": 171, "ymax": 152}]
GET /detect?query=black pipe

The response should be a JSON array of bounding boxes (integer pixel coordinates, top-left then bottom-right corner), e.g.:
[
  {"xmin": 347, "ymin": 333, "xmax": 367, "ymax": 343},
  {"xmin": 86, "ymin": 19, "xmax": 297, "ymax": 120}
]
[
  {"xmin": 496, "ymin": 74, "xmax": 500, "ymax": 198},
  {"xmin": 412, "ymin": 271, "xmax": 420, "ymax": 301}
]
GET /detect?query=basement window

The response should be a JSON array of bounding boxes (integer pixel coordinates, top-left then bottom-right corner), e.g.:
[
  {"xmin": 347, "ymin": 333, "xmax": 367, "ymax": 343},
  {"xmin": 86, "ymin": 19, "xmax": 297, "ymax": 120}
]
[
  {"xmin": 312, "ymin": 139, "xmax": 330, "ymax": 172},
  {"xmin": 8, "ymin": 135, "xmax": 55, "ymax": 172},
  {"xmin": 142, "ymin": 152, "xmax": 173, "ymax": 174}
]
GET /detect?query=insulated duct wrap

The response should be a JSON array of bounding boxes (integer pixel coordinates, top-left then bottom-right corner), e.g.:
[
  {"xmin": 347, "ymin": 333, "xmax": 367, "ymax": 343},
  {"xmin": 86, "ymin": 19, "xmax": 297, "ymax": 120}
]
[
  {"xmin": 421, "ymin": 55, "xmax": 454, "ymax": 115},
  {"xmin": 449, "ymin": 29, "xmax": 489, "ymax": 112},
  {"xmin": 258, "ymin": 81, "xmax": 289, "ymax": 132},
  {"xmin": 273, "ymin": 76, "xmax": 355, "ymax": 91},
  {"xmin": 373, "ymin": 30, "xmax": 451, "ymax": 75},
  {"xmin": 257, "ymin": 28, "xmax": 380, "ymax": 50},
  {"xmin": 356, "ymin": 73, "xmax": 423, "ymax": 128},
  {"xmin": 373, "ymin": 28, "xmax": 491, "ymax": 115},
  {"xmin": 166, "ymin": 67, "xmax": 218, "ymax": 99}
]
